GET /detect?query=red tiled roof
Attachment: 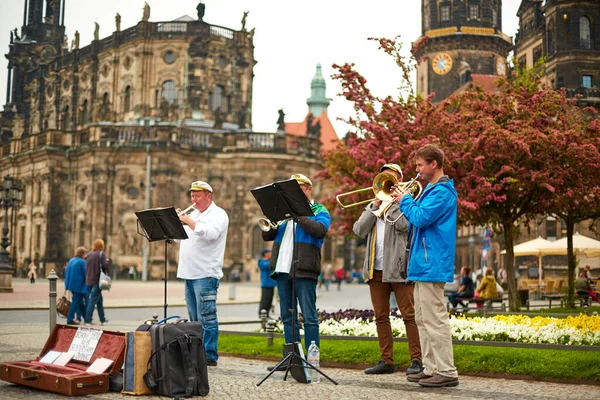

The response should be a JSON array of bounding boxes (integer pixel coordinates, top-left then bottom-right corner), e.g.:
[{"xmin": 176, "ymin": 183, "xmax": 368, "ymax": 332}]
[
  {"xmin": 467, "ymin": 74, "xmax": 503, "ymax": 92},
  {"xmin": 285, "ymin": 111, "xmax": 339, "ymax": 151}
]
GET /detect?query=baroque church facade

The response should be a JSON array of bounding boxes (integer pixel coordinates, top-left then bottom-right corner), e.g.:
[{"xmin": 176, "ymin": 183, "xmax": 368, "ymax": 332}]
[{"xmin": 0, "ymin": 1, "xmax": 338, "ymax": 279}]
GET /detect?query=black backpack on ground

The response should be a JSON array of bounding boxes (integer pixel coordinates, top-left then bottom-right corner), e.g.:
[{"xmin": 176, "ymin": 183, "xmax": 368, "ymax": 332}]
[{"xmin": 141, "ymin": 317, "xmax": 209, "ymax": 398}]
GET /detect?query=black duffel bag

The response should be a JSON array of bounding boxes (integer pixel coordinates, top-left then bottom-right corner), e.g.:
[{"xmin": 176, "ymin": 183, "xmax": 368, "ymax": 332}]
[{"xmin": 143, "ymin": 318, "xmax": 209, "ymax": 398}]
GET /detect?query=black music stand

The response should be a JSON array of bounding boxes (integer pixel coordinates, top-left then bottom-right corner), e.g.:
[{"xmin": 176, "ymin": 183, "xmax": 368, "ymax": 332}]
[
  {"xmin": 135, "ymin": 207, "xmax": 188, "ymax": 319},
  {"xmin": 252, "ymin": 179, "xmax": 338, "ymax": 386}
]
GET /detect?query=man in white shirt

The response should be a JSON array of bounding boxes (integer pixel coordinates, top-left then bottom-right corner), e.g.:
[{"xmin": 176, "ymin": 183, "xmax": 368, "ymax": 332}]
[{"xmin": 177, "ymin": 180, "xmax": 229, "ymax": 366}]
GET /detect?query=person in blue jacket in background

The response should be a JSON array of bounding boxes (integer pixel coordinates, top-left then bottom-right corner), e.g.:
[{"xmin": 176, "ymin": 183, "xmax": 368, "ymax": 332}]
[
  {"xmin": 64, "ymin": 246, "xmax": 88, "ymax": 325},
  {"xmin": 258, "ymin": 249, "xmax": 276, "ymax": 317},
  {"xmin": 394, "ymin": 144, "xmax": 459, "ymax": 388}
]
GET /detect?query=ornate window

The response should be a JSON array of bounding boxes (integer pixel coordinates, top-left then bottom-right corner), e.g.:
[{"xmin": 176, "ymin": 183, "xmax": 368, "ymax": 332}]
[
  {"xmin": 492, "ymin": 9, "xmax": 498, "ymax": 26},
  {"xmin": 580, "ymin": 17, "xmax": 592, "ymax": 49},
  {"xmin": 78, "ymin": 220, "xmax": 85, "ymax": 248},
  {"xmin": 469, "ymin": 4, "xmax": 479, "ymax": 20},
  {"xmin": 161, "ymin": 80, "xmax": 177, "ymax": 104},
  {"xmin": 423, "ymin": 4, "xmax": 430, "ymax": 30},
  {"xmin": 124, "ymin": 86, "xmax": 132, "ymax": 112},
  {"xmin": 251, "ymin": 225, "xmax": 262, "ymax": 260},
  {"xmin": 164, "ymin": 50, "xmax": 176, "ymax": 64},
  {"xmin": 18, "ymin": 225, "xmax": 25, "ymax": 251},
  {"xmin": 81, "ymin": 99, "xmax": 89, "ymax": 124},
  {"xmin": 533, "ymin": 45, "xmax": 543, "ymax": 64},
  {"xmin": 211, "ymin": 85, "xmax": 224, "ymax": 111},
  {"xmin": 34, "ymin": 224, "xmax": 42, "ymax": 251},
  {"xmin": 440, "ymin": 6, "xmax": 450, "ymax": 22},
  {"xmin": 547, "ymin": 20, "xmax": 555, "ymax": 55},
  {"xmin": 61, "ymin": 105, "xmax": 70, "ymax": 130}
]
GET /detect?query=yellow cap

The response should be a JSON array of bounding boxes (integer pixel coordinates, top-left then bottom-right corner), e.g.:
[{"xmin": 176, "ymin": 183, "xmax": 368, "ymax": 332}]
[
  {"xmin": 291, "ymin": 173, "xmax": 312, "ymax": 186},
  {"xmin": 188, "ymin": 180, "xmax": 213, "ymax": 193},
  {"xmin": 380, "ymin": 163, "xmax": 403, "ymax": 178}
]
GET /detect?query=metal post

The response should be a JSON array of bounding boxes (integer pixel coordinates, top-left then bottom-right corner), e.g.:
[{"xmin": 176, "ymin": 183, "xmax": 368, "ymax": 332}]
[
  {"xmin": 266, "ymin": 319, "xmax": 275, "ymax": 346},
  {"xmin": 260, "ymin": 309, "xmax": 267, "ymax": 331},
  {"xmin": 141, "ymin": 146, "xmax": 151, "ymax": 281},
  {"xmin": 48, "ymin": 269, "xmax": 58, "ymax": 333}
]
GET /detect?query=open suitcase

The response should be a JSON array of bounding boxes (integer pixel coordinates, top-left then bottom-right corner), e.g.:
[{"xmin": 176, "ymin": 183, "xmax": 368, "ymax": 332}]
[{"xmin": 0, "ymin": 324, "xmax": 126, "ymax": 396}]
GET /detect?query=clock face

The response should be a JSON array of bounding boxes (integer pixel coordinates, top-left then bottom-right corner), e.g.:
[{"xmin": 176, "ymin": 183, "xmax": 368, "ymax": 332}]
[
  {"xmin": 496, "ymin": 59, "xmax": 505, "ymax": 75},
  {"xmin": 432, "ymin": 53, "xmax": 453, "ymax": 75}
]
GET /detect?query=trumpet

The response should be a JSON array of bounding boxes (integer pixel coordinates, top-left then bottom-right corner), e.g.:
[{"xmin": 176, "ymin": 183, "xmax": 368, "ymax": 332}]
[
  {"xmin": 177, "ymin": 204, "xmax": 195, "ymax": 217},
  {"xmin": 384, "ymin": 173, "xmax": 422, "ymax": 224},
  {"xmin": 258, "ymin": 218, "xmax": 285, "ymax": 232}
]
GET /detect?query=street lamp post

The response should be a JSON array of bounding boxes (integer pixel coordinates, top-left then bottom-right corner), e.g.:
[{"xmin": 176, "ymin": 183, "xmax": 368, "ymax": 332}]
[{"xmin": 0, "ymin": 175, "xmax": 23, "ymax": 293}]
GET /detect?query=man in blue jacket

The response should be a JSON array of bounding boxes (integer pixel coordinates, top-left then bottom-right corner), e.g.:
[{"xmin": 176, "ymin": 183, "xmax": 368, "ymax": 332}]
[
  {"xmin": 262, "ymin": 173, "xmax": 331, "ymax": 371},
  {"xmin": 64, "ymin": 246, "xmax": 88, "ymax": 325},
  {"xmin": 394, "ymin": 144, "xmax": 459, "ymax": 388}
]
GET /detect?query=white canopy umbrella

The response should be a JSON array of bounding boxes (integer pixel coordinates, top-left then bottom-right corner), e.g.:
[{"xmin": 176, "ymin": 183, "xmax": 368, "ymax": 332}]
[
  {"xmin": 538, "ymin": 232, "xmax": 600, "ymax": 257},
  {"xmin": 586, "ymin": 250, "xmax": 600, "ymax": 258},
  {"xmin": 501, "ymin": 236, "xmax": 553, "ymax": 283}
]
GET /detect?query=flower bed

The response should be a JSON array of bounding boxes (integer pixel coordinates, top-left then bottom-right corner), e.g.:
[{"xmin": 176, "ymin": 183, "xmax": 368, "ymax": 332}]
[{"xmin": 300, "ymin": 310, "xmax": 600, "ymax": 346}]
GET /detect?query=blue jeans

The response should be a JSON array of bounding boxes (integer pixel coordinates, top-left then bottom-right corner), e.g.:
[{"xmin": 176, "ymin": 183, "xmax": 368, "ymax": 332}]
[
  {"xmin": 277, "ymin": 273, "xmax": 319, "ymax": 351},
  {"xmin": 85, "ymin": 285, "xmax": 106, "ymax": 323},
  {"xmin": 448, "ymin": 292, "xmax": 468, "ymax": 308},
  {"xmin": 184, "ymin": 278, "xmax": 220, "ymax": 362},
  {"xmin": 67, "ymin": 292, "xmax": 87, "ymax": 323}
]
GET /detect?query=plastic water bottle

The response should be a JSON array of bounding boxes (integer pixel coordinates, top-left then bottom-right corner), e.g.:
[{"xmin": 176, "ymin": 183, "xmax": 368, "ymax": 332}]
[{"xmin": 306, "ymin": 341, "xmax": 320, "ymax": 384}]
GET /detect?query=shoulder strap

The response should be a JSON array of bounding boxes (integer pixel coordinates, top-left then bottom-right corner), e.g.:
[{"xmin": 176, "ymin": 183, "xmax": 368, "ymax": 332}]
[{"xmin": 176, "ymin": 335, "xmax": 198, "ymax": 397}]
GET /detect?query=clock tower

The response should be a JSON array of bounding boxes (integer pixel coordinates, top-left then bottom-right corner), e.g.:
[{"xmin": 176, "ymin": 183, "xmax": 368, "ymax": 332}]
[{"xmin": 414, "ymin": 0, "xmax": 513, "ymax": 102}]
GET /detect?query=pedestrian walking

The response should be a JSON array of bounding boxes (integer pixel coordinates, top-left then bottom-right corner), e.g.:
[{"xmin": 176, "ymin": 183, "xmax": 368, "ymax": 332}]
[
  {"xmin": 65, "ymin": 247, "xmax": 88, "ymax": 324},
  {"xmin": 27, "ymin": 262, "xmax": 37, "ymax": 284},
  {"xmin": 84, "ymin": 239, "xmax": 110, "ymax": 326}
]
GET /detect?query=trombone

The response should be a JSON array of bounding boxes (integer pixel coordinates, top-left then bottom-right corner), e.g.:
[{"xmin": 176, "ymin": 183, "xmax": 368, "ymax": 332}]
[
  {"xmin": 258, "ymin": 218, "xmax": 286, "ymax": 232},
  {"xmin": 336, "ymin": 172, "xmax": 423, "ymax": 224}
]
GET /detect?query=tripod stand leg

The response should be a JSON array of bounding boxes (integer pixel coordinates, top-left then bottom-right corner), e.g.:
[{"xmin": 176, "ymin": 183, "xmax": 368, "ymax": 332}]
[
  {"xmin": 256, "ymin": 352, "xmax": 294, "ymax": 387},
  {"xmin": 303, "ymin": 359, "xmax": 339, "ymax": 385}
]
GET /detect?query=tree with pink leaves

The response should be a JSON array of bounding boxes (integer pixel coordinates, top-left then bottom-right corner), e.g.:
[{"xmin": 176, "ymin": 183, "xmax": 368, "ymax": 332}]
[{"xmin": 319, "ymin": 38, "xmax": 600, "ymax": 311}]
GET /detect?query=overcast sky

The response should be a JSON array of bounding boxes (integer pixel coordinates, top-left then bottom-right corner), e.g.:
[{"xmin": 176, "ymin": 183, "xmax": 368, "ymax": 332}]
[{"xmin": 0, "ymin": 0, "xmax": 520, "ymax": 136}]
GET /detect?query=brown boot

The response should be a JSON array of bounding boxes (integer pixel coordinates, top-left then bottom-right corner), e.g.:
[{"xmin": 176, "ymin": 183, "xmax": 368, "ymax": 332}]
[
  {"xmin": 418, "ymin": 373, "xmax": 459, "ymax": 388},
  {"xmin": 406, "ymin": 371, "xmax": 432, "ymax": 383}
]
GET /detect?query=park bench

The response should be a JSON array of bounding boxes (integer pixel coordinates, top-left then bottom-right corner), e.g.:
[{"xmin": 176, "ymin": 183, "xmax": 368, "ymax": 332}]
[{"xmin": 447, "ymin": 297, "xmax": 505, "ymax": 317}]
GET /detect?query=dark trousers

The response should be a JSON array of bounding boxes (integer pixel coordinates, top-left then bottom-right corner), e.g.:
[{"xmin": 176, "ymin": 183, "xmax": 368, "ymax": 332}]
[
  {"xmin": 259, "ymin": 287, "xmax": 275, "ymax": 317},
  {"xmin": 448, "ymin": 292, "xmax": 470, "ymax": 308},
  {"xmin": 67, "ymin": 292, "xmax": 87, "ymax": 323},
  {"xmin": 368, "ymin": 270, "xmax": 422, "ymax": 364},
  {"xmin": 85, "ymin": 285, "xmax": 106, "ymax": 323}
]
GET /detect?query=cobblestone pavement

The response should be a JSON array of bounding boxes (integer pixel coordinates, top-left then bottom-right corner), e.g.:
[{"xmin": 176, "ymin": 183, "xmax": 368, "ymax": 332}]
[{"xmin": 0, "ymin": 324, "xmax": 598, "ymax": 399}]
